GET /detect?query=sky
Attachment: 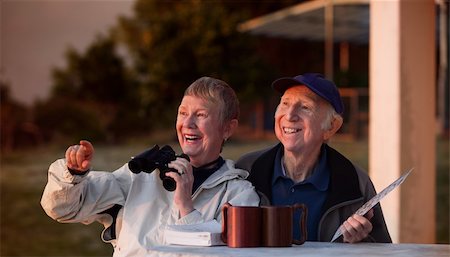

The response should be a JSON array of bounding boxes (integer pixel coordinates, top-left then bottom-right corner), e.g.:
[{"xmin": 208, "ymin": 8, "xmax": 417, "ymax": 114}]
[{"xmin": 1, "ymin": 0, "xmax": 134, "ymax": 106}]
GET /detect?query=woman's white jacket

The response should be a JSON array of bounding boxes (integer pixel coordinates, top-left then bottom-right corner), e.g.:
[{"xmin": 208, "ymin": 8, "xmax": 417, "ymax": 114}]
[{"xmin": 41, "ymin": 158, "xmax": 259, "ymax": 256}]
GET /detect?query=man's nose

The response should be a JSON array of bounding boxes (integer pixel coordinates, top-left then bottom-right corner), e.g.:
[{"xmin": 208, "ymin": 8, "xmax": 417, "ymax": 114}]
[{"xmin": 285, "ymin": 107, "xmax": 300, "ymax": 121}]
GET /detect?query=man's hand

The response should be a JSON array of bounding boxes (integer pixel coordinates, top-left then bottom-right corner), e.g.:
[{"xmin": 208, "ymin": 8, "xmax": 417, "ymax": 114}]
[
  {"xmin": 65, "ymin": 140, "xmax": 94, "ymax": 173},
  {"xmin": 342, "ymin": 209, "xmax": 374, "ymax": 243}
]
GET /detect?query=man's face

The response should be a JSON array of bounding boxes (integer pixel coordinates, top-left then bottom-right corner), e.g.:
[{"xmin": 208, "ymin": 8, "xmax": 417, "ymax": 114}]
[
  {"xmin": 176, "ymin": 95, "xmax": 225, "ymax": 167},
  {"xmin": 274, "ymin": 85, "xmax": 330, "ymax": 153}
]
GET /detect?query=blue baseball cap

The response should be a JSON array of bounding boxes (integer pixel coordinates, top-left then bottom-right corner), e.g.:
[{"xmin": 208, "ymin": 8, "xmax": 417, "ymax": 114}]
[{"xmin": 271, "ymin": 73, "xmax": 344, "ymax": 114}]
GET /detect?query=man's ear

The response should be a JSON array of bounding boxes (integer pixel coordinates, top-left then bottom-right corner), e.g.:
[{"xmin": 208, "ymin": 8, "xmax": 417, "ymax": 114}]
[
  {"xmin": 224, "ymin": 119, "xmax": 238, "ymax": 140},
  {"xmin": 323, "ymin": 116, "xmax": 343, "ymax": 141}
]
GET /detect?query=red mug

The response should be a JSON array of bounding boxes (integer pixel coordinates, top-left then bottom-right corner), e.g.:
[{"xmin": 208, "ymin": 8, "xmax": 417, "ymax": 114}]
[
  {"xmin": 221, "ymin": 203, "xmax": 262, "ymax": 248},
  {"xmin": 261, "ymin": 204, "xmax": 308, "ymax": 247}
]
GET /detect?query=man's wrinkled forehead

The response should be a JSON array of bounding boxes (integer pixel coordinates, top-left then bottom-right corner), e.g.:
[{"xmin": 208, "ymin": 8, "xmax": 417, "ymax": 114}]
[{"xmin": 281, "ymin": 85, "xmax": 322, "ymax": 102}]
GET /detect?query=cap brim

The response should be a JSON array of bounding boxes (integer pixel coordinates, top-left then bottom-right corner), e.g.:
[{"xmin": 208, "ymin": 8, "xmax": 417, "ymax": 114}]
[
  {"xmin": 271, "ymin": 74, "xmax": 344, "ymax": 114},
  {"xmin": 271, "ymin": 77, "xmax": 304, "ymax": 94}
]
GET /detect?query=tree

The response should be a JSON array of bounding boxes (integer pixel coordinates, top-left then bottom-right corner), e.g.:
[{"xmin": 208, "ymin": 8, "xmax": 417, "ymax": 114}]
[
  {"xmin": 37, "ymin": 34, "xmax": 142, "ymax": 142},
  {"xmin": 39, "ymin": 1, "xmax": 286, "ymax": 143},
  {"xmin": 115, "ymin": 0, "xmax": 276, "ymax": 126},
  {"xmin": 51, "ymin": 34, "xmax": 132, "ymax": 105},
  {"xmin": 0, "ymin": 81, "xmax": 40, "ymax": 151}
]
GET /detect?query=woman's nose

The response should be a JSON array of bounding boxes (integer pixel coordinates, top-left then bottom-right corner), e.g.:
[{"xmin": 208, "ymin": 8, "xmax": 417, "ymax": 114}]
[{"xmin": 184, "ymin": 115, "xmax": 197, "ymax": 128}]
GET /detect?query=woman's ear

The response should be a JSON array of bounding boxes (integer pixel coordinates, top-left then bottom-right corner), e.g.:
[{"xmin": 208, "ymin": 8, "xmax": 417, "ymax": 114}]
[
  {"xmin": 224, "ymin": 119, "xmax": 238, "ymax": 140},
  {"xmin": 323, "ymin": 116, "xmax": 343, "ymax": 141}
]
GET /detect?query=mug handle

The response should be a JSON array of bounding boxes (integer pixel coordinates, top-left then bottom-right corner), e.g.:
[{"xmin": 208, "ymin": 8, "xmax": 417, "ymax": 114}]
[
  {"xmin": 221, "ymin": 202, "xmax": 232, "ymax": 243},
  {"xmin": 292, "ymin": 203, "xmax": 308, "ymax": 245}
]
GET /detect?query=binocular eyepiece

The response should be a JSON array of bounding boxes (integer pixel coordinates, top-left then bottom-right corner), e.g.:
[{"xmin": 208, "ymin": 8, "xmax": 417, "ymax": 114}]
[{"xmin": 128, "ymin": 145, "xmax": 190, "ymax": 191}]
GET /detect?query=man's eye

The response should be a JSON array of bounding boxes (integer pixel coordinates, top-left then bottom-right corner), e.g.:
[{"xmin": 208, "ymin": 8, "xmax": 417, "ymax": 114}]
[
  {"xmin": 300, "ymin": 105, "xmax": 313, "ymax": 113},
  {"xmin": 179, "ymin": 111, "xmax": 188, "ymax": 116},
  {"xmin": 197, "ymin": 113, "xmax": 206, "ymax": 117}
]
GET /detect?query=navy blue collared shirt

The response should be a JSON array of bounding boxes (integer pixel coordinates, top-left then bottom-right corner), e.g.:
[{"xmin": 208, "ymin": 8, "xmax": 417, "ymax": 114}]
[{"xmin": 271, "ymin": 145, "xmax": 330, "ymax": 241}]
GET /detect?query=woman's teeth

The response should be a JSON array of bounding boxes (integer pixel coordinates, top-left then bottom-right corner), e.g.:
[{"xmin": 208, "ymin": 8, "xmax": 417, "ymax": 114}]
[{"xmin": 185, "ymin": 135, "xmax": 200, "ymax": 141}]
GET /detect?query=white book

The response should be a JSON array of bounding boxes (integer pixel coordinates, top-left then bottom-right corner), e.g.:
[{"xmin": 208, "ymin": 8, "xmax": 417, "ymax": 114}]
[{"xmin": 165, "ymin": 220, "xmax": 225, "ymax": 246}]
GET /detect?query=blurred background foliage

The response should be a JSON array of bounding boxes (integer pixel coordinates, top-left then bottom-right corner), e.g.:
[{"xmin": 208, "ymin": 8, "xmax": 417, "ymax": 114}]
[
  {"xmin": 1, "ymin": 1, "xmax": 448, "ymax": 255},
  {"xmin": 2, "ymin": 0, "xmax": 305, "ymax": 149}
]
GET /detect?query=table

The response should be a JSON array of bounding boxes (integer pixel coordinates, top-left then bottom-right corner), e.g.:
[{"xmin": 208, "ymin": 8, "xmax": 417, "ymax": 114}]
[{"xmin": 148, "ymin": 242, "xmax": 450, "ymax": 257}]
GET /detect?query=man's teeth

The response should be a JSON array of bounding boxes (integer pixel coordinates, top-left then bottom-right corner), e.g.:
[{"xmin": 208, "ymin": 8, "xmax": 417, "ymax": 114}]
[{"xmin": 283, "ymin": 127, "xmax": 300, "ymax": 134}]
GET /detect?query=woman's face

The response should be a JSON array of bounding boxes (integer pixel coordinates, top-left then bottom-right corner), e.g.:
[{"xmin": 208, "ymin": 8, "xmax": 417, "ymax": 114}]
[{"xmin": 176, "ymin": 95, "xmax": 227, "ymax": 167}]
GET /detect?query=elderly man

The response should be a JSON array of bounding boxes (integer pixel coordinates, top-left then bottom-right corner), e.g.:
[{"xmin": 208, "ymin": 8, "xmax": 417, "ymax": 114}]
[{"xmin": 236, "ymin": 73, "xmax": 391, "ymax": 243}]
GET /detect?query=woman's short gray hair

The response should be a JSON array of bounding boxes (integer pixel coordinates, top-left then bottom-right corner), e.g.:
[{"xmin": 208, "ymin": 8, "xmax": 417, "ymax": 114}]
[{"xmin": 184, "ymin": 77, "xmax": 239, "ymax": 125}]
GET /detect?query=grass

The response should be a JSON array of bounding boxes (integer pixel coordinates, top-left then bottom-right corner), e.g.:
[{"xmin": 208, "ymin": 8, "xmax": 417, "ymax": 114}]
[{"xmin": 0, "ymin": 136, "xmax": 448, "ymax": 256}]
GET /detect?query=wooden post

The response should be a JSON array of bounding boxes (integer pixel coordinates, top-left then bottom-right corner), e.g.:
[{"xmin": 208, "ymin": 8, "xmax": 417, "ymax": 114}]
[
  {"xmin": 324, "ymin": 0, "xmax": 334, "ymax": 80},
  {"xmin": 370, "ymin": 0, "xmax": 436, "ymax": 243}
]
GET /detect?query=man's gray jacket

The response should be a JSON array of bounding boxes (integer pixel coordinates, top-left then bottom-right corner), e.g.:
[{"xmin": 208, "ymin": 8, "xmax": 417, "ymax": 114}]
[{"xmin": 236, "ymin": 143, "xmax": 392, "ymax": 243}]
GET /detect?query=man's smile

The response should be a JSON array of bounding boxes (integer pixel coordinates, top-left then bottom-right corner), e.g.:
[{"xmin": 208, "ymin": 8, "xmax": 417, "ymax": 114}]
[{"xmin": 283, "ymin": 127, "xmax": 301, "ymax": 134}]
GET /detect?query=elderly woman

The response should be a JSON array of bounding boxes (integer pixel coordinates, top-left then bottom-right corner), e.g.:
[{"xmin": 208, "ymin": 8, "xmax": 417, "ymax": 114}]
[{"xmin": 41, "ymin": 77, "xmax": 259, "ymax": 255}]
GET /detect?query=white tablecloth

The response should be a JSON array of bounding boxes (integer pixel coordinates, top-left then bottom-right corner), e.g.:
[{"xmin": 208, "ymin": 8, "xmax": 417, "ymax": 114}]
[{"xmin": 148, "ymin": 241, "xmax": 450, "ymax": 257}]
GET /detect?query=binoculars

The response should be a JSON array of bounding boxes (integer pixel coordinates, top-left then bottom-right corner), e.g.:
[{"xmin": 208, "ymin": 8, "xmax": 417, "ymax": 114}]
[{"xmin": 128, "ymin": 145, "xmax": 189, "ymax": 191}]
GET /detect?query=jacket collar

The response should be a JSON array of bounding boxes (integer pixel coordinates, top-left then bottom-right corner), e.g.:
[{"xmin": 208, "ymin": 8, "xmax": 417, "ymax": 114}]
[
  {"xmin": 321, "ymin": 145, "xmax": 362, "ymax": 211},
  {"xmin": 192, "ymin": 159, "xmax": 248, "ymax": 196},
  {"xmin": 247, "ymin": 143, "xmax": 362, "ymax": 209},
  {"xmin": 247, "ymin": 143, "xmax": 281, "ymax": 201},
  {"xmin": 273, "ymin": 144, "xmax": 330, "ymax": 191}
]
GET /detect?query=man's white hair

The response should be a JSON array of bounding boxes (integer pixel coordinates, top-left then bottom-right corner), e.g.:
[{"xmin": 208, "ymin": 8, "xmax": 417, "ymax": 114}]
[{"xmin": 321, "ymin": 103, "xmax": 343, "ymax": 131}]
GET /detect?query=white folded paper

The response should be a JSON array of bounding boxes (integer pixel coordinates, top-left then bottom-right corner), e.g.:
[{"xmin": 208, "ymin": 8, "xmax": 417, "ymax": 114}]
[
  {"xmin": 165, "ymin": 220, "xmax": 225, "ymax": 246},
  {"xmin": 331, "ymin": 168, "xmax": 413, "ymax": 242}
]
